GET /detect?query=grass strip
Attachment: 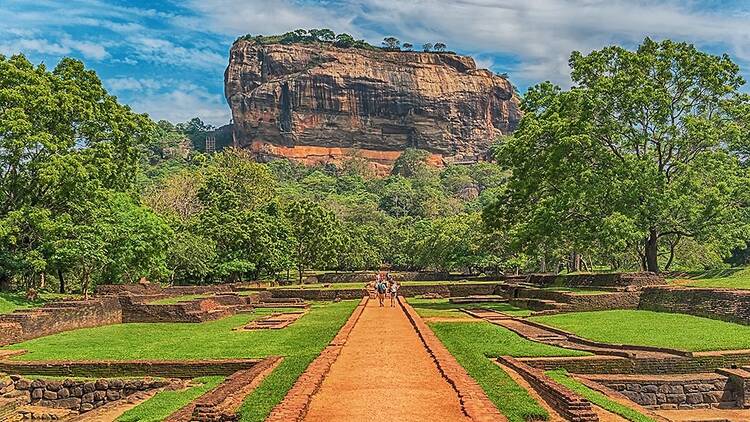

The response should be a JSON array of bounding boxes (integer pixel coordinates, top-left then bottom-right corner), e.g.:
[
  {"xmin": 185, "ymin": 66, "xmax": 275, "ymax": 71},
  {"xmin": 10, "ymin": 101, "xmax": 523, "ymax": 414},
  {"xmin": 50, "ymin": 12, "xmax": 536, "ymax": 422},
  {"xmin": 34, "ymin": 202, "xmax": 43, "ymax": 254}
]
[
  {"xmin": 429, "ymin": 321, "xmax": 588, "ymax": 422},
  {"xmin": 546, "ymin": 370, "xmax": 656, "ymax": 422},
  {"xmin": 118, "ymin": 376, "xmax": 224, "ymax": 422},
  {"xmin": 531, "ymin": 310, "xmax": 750, "ymax": 352}
]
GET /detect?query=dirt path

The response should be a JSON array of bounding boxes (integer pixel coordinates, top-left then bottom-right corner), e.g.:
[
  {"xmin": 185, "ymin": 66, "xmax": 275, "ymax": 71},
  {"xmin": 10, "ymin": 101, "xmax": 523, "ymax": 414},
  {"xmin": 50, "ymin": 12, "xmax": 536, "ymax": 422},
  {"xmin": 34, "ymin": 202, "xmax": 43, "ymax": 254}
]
[{"xmin": 303, "ymin": 299, "xmax": 471, "ymax": 422}]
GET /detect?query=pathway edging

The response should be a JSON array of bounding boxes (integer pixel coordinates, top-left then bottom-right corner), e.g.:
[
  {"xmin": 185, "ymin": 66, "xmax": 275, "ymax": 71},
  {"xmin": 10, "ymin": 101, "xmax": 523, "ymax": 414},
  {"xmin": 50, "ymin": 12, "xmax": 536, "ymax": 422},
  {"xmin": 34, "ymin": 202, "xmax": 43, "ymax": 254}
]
[
  {"xmin": 265, "ymin": 297, "xmax": 368, "ymax": 422},
  {"xmin": 399, "ymin": 296, "xmax": 508, "ymax": 422}
]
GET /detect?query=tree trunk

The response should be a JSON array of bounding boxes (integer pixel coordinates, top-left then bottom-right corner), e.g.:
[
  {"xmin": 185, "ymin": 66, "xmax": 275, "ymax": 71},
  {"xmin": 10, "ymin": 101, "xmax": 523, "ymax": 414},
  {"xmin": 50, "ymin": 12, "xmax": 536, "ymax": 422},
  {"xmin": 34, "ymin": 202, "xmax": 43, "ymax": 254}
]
[
  {"xmin": 39, "ymin": 272, "xmax": 46, "ymax": 290},
  {"xmin": 645, "ymin": 227, "xmax": 659, "ymax": 273},
  {"xmin": 540, "ymin": 255, "xmax": 547, "ymax": 273},
  {"xmin": 58, "ymin": 268, "xmax": 65, "ymax": 294}
]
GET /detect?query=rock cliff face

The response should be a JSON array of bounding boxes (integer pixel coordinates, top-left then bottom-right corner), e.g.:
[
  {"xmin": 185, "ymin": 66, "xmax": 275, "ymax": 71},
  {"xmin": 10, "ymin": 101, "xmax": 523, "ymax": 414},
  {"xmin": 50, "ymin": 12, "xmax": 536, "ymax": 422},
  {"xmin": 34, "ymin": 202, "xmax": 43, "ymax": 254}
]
[{"xmin": 224, "ymin": 41, "xmax": 522, "ymax": 170}]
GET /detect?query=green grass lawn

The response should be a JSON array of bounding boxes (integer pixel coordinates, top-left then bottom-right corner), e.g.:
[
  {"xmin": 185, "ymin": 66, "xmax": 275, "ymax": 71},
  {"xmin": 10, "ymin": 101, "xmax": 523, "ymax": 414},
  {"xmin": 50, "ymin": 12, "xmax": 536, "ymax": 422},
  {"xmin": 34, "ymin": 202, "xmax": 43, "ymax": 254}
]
[
  {"xmin": 0, "ymin": 292, "xmax": 71, "ymax": 314},
  {"xmin": 429, "ymin": 321, "xmax": 588, "ymax": 422},
  {"xmin": 147, "ymin": 294, "xmax": 212, "ymax": 305},
  {"xmin": 118, "ymin": 376, "xmax": 225, "ymax": 422},
  {"xmin": 671, "ymin": 267, "xmax": 750, "ymax": 289},
  {"xmin": 546, "ymin": 370, "xmax": 656, "ymax": 422},
  {"xmin": 408, "ymin": 298, "xmax": 532, "ymax": 318},
  {"xmin": 531, "ymin": 310, "xmax": 750, "ymax": 352},
  {"xmin": 4, "ymin": 301, "xmax": 358, "ymax": 421}
]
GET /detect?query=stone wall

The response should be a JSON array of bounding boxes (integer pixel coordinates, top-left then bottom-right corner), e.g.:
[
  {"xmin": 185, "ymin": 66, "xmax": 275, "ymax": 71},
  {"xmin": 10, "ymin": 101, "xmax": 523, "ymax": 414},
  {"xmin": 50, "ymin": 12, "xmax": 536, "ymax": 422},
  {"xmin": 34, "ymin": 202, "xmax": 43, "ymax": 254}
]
[
  {"xmin": 119, "ymin": 294, "xmax": 254, "ymax": 323},
  {"xmin": 639, "ymin": 286, "xmax": 750, "ymax": 325},
  {"xmin": 506, "ymin": 286, "xmax": 641, "ymax": 311},
  {"xmin": 0, "ymin": 298, "xmax": 122, "ymax": 346},
  {"xmin": 269, "ymin": 283, "xmax": 502, "ymax": 300},
  {"xmin": 5, "ymin": 376, "xmax": 169, "ymax": 412},
  {"xmin": 0, "ymin": 358, "xmax": 266, "ymax": 378},
  {"xmin": 498, "ymin": 356, "xmax": 598, "ymax": 421},
  {"xmin": 526, "ymin": 272, "xmax": 665, "ymax": 288},
  {"xmin": 584, "ymin": 373, "xmax": 738, "ymax": 410},
  {"xmin": 96, "ymin": 283, "xmax": 239, "ymax": 296},
  {"xmin": 315, "ymin": 272, "xmax": 503, "ymax": 284},
  {"xmin": 520, "ymin": 353, "xmax": 750, "ymax": 375}
]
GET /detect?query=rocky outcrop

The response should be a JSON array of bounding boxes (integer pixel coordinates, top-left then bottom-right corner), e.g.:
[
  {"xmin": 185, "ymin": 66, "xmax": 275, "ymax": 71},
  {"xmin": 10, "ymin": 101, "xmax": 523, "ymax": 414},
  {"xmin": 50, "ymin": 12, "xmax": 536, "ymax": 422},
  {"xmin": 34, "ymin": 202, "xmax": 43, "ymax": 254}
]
[{"xmin": 224, "ymin": 41, "xmax": 522, "ymax": 170}]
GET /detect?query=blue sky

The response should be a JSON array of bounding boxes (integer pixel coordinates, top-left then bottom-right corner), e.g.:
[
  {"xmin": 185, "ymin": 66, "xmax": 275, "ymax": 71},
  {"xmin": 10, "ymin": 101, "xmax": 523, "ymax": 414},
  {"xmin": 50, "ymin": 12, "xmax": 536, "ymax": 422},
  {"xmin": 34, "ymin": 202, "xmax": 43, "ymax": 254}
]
[{"xmin": 3, "ymin": 0, "xmax": 750, "ymax": 126}]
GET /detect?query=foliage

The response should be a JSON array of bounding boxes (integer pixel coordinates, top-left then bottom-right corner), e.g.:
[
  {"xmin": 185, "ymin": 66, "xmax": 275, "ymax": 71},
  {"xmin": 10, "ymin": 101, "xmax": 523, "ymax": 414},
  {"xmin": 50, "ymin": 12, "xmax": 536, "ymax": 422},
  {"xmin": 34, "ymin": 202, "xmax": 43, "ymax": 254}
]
[
  {"xmin": 0, "ymin": 54, "xmax": 164, "ymax": 293},
  {"xmin": 487, "ymin": 38, "xmax": 750, "ymax": 272}
]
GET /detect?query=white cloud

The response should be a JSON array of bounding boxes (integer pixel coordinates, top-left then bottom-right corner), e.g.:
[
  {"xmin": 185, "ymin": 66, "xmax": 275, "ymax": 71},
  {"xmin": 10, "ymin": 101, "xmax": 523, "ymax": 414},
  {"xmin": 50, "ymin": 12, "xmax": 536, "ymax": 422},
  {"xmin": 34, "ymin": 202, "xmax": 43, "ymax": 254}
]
[
  {"xmin": 127, "ymin": 85, "xmax": 231, "ymax": 127},
  {"xmin": 106, "ymin": 77, "xmax": 166, "ymax": 92},
  {"xmin": 128, "ymin": 36, "xmax": 226, "ymax": 69},
  {"xmin": 183, "ymin": 0, "xmax": 750, "ymax": 87}
]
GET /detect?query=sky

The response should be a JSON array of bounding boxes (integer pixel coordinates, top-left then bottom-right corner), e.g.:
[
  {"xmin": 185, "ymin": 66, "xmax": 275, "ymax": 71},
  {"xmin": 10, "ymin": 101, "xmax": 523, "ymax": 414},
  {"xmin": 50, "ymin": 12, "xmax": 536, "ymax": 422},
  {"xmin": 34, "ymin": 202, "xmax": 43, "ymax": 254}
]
[{"xmin": 2, "ymin": 0, "xmax": 750, "ymax": 127}]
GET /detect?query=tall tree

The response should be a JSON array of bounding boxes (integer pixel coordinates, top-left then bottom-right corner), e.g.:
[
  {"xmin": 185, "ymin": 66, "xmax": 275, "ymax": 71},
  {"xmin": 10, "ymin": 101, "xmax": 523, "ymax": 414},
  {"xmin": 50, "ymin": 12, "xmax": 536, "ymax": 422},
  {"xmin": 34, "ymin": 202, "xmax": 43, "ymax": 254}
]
[
  {"xmin": 286, "ymin": 199, "xmax": 342, "ymax": 283},
  {"xmin": 488, "ymin": 38, "xmax": 750, "ymax": 272}
]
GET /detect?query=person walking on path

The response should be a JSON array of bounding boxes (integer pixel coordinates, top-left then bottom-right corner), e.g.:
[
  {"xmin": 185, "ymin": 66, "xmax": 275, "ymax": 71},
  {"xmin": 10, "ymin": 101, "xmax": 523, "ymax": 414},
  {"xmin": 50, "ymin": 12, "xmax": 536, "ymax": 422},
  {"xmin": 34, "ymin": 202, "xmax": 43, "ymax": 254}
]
[
  {"xmin": 376, "ymin": 278, "xmax": 387, "ymax": 307},
  {"xmin": 389, "ymin": 279, "xmax": 399, "ymax": 307}
]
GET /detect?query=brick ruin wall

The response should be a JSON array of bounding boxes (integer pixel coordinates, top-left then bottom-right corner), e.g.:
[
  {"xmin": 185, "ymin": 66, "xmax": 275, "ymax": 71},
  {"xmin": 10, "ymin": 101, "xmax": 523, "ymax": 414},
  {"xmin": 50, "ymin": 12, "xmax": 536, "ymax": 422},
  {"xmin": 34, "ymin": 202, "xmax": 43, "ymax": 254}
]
[
  {"xmin": 0, "ymin": 359, "xmax": 266, "ymax": 378},
  {"xmin": 0, "ymin": 298, "xmax": 122, "ymax": 346},
  {"xmin": 526, "ymin": 272, "xmax": 665, "ymax": 288},
  {"xmin": 0, "ymin": 290, "xmax": 270, "ymax": 346},
  {"xmin": 498, "ymin": 356, "xmax": 598, "ymax": 421},
  {"xmin": 3, "ymin": 376, "xmax": 169, "ymax": 413},
  {"xmin": 506, "ymin": 286, "xmax": 642, "ymax": 311},
  {"xmin": 314, "ymin": 272, "xmax": 504, "ymax": 284},
  {"xmin": 583, "ymin": 373, "xmax": 739, "ymax": 410},
  {"xmin": 269, "ymin": 283, "xmax": 503, "ymax": 300},
  {"xmin": 521, "ymin": 353, "xmax": 750, "ymax": 375},
  {"xmin": 118, "ymin": 293, "xmax": 259, "ymax": 323},
  {"xmin": 638, "ymin": 286, "xmax": 750, "ymax": 325}
]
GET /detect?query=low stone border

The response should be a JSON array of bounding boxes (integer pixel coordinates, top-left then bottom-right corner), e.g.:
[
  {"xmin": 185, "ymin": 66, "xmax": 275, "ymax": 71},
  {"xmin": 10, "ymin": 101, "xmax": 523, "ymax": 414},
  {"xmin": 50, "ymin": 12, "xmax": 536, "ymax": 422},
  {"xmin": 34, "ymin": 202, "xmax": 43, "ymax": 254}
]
[
  {"xmin": 7, "ymin": 375, "xmax": 170, "ymax": 413},
  {"xmin": 519, "ymin": 352, "xmax": 750, "ymax": 375},
  {"xmin": 580, "ymin": 372, "xmax": 738, "ymax": 410},
  {"xmin": 498, "ymin": 356, "xmax": 598, "ymax": 422},
  {"xmin": 265, "ymin": 297, "xmax": 368, "ymax": 422},
  {"xmin": 0, "ymin": 359, "xmax": 267, "ymax": 378},
  {"xmin": 400, "ymin": 297, "xmax": 508, "ymax": 422},
  {"xmin": 165, "ymin": 356, "xmax": 283, "ymax": 422}
]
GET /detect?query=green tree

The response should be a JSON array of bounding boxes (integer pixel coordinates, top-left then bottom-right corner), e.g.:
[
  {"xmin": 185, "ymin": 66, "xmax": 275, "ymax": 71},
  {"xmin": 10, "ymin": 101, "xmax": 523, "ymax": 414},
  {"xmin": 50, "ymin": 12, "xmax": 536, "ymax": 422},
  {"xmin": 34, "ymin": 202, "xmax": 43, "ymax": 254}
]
[
  {"xmin": 489, "ymin": 38, "xmax": 750, "ymax": 272},
  {"xmin": 391, "ymin": 148, "xmax": 430, "ymax": 178},
  {"xmin": 286, "ymin": 199, "xmax": 342, "ymax": 283},
  {"xmin": 433, "ymin": 42, "xmax": 446, "ymax": 52},
  {"xmin": 403, "ymin": 43, "xmax": 413, "ymax": 51},
  {"xmin": 382, "ymin": 37, "xmax": 401, "ymax": 50},
  {"xmin": 0, "ymin": 54, "xmax": 155, "ymax": 291},
  {"xmin": 422, "ymin": 43, "xmax": 433, "ymax": 52}
]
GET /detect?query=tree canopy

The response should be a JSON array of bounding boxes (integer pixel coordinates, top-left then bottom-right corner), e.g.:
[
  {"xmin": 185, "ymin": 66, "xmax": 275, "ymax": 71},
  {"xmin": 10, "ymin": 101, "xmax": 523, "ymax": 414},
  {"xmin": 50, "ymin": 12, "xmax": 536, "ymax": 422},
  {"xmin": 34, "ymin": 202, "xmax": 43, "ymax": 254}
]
[{"xmin": 486, "ymin": 38, "xmax": 750, "ymax": 272}]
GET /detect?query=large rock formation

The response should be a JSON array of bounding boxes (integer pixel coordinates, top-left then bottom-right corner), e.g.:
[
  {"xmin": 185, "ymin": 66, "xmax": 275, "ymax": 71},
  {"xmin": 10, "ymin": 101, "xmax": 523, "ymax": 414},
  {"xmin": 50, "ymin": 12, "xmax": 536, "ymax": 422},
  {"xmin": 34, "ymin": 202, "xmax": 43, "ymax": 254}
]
[{"xmin": 224, "ymin": 40, "xmax": 522, "ymax": 170}]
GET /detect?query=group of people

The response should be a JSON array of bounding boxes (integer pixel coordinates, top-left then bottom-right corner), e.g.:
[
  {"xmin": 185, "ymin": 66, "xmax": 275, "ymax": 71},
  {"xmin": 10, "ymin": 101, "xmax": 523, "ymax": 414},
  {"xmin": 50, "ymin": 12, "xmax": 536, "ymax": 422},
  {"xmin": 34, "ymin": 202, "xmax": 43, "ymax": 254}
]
[{"xmin": 365, "ymin": 273, "xmax": 400, "ymax": 307}]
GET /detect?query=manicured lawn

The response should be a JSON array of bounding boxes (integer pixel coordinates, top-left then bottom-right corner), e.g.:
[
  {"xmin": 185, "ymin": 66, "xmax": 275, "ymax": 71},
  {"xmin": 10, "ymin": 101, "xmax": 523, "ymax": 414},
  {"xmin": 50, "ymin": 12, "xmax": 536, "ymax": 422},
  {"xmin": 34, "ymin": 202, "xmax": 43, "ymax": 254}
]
[
  {"xmin": 546, "ymin": 370, "xmax": 656, "ymax": 422},
  {"xmin": 531, "ymin": 310, "xmax": 750, "ymax": 352},
  {"xmin": 118, "ymin": 376, "xmax": 224, "ymax": 422},
  {"xmin": 0, "ymin": 292, "xmax": 71, "ymax": 314},
  {"xmin": 672, "ymin": 267, "xmax": 750, "ymax": 290},
  {"xmin": 408, "ymin": 298, "xmax": 531, "ymax": 318},
  {"xmin": 429, "ymin": 321, "xmax": 588, "ymax": 422},
  {"xmin": 148, "ymin": 294, "xmax": 212, "ymax": 304},
  {"xmin": 5, "ymin": 300, "xmax": 358, "ymax": 421}
]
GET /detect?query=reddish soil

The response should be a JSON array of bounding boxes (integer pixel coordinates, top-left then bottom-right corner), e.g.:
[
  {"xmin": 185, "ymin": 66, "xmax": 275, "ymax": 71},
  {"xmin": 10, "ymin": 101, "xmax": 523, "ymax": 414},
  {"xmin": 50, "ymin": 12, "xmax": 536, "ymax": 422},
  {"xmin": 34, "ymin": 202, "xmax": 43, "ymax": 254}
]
[{"xmin": 303, "ymin": 299, "xmax": 471, "ymax": 422}]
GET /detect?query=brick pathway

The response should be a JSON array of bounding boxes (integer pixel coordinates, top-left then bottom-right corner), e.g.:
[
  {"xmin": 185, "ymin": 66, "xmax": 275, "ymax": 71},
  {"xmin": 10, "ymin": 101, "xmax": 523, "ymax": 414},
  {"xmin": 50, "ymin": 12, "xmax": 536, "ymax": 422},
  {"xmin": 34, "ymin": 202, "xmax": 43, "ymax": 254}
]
[{"xmin": 301, "ymin": 299, "xmax": 472, "ymax": 422}]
